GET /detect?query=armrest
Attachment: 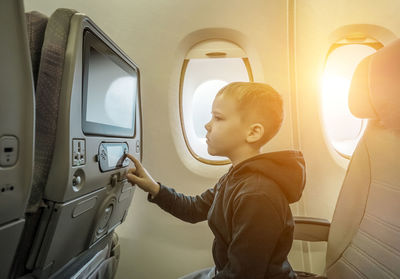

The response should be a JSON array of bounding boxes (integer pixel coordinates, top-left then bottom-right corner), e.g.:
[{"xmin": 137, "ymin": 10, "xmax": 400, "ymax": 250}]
[{"xmin": 293, "ymin": 216, "xmax": 331, "ymax": 242}]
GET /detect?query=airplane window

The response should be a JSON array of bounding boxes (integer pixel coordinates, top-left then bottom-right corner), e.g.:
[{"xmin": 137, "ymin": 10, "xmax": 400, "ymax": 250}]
[
  {"xmin": 180, "ymin": 40, "xmax": 253, "ymax": 164},
  {"xmin": 321, "ymin": 44, "xmax": 376, "ymax": 158}
]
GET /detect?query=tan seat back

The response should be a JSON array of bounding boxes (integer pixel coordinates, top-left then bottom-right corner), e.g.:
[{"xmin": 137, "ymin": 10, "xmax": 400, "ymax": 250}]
[{"xmin": 326, "ymin": 39, "xmax": 400, "ymax": 278}]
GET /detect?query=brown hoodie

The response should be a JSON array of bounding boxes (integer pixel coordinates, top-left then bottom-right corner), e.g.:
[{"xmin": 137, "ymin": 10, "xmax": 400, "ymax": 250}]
[{"xmin": 149, "ymin": 151, "xmax": 306, "ymax": 278}]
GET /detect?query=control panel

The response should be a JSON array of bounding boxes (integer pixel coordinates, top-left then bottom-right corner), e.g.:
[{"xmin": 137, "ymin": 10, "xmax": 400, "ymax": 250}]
[
  {"xmin": 0, "ymin": 136, "xmax": 18, "ymax": 167},
  {"xmin": 98, "ymin": 142, "xmax": 129, "ymax": 172}
]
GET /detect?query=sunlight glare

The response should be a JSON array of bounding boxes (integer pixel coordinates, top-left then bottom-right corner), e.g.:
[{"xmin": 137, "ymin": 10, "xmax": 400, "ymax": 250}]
[{"xmin": 321, "ymin": 44, "xmax": 376, "ymax": 157}]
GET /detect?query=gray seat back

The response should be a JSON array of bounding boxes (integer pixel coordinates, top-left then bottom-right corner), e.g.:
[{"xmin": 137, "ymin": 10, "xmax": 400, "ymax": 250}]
[
  {"xmin": 326, "ymin": 39, "xmax": 400, "ymax": 279},
  {"xmin": 0, "ymin": 0, "xmax": 35, "ymax": 278},
  {"xmin": 20, "ymin": 7, "xmax": 140, "ymax": 278}
]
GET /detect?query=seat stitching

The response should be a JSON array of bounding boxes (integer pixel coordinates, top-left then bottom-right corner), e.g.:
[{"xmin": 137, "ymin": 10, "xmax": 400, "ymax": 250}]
[
  {"xmin": 364, "ymin": 212, "xmax": 400, "ymax": 231},
  {"xmin": 339, "ymin": 256, "xmax": 368, "ymax": 279},
  {"xmin": 357, "ymin": 228, "xmax": 400, "ymax": 259},
  {"xmin": 349, "ymin": 242, "xmax": 398, "ymax": 279},
  {"xmin": 364, "ymin": 213, "xmax": 400, "ymax": 238},
  {"xmin": 371, "ymin": 179, "xmax": 400, "ymax": 192}
]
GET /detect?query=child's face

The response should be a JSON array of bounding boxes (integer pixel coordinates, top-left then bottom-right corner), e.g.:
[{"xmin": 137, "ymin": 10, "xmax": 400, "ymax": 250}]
[{"xmin": 205, "ymin": 94, "xmax": 248, "ymax": 158}]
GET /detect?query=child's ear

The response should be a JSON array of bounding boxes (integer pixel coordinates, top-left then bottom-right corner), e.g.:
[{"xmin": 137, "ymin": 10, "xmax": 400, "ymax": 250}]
[{"xmin": 246, "ymin": 123, "xmax": 264, "ymax": 143}]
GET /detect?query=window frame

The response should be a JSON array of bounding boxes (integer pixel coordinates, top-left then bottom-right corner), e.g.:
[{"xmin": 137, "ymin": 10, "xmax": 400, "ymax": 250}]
[{"xmin": 322, "ymin": 36, "xmax": 383, "ymax": 159}]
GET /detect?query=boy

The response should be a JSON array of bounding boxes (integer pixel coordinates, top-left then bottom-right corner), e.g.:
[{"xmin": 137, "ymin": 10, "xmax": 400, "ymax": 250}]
[{"xmin": 126, "ymin": 82, "xmax": 305, "ymax": 278}]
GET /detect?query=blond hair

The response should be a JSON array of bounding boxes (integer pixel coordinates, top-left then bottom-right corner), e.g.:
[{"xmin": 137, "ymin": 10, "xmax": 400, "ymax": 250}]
[{"xmin": 217, "ymin": 82, "xmax": 284, "ymax": 147}]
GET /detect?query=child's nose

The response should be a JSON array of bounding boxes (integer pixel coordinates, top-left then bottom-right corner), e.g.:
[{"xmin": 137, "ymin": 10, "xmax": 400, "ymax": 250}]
[{"xmin": 205, "ymin": 121, "xmax": 211, "ymax": 132}]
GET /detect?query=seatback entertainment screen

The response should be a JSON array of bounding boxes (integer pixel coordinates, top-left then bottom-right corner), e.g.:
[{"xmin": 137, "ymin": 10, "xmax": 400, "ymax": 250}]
[{"xmin": 82, "ymin": 30, "xmax": 138, "ymax": 137}]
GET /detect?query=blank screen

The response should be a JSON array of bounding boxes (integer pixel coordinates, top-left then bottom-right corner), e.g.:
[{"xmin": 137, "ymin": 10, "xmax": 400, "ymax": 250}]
[
  {"xmin": 86, "ymin": 47, "xmax": 137, "ymax": 129},
  {"xmin": 107, "ymin": 145, "xmax": 124, "ymax": 167}
]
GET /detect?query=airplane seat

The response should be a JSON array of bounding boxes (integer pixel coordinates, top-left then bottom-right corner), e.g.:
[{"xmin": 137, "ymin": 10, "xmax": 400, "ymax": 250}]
[
  {"xmin": 12, "ymin": 7, "xmax": 140, "ymax": 279},
  {"xmin": 0, "ymin": 0, "xmax": 35, "ymax": 278},
  {"xmin": 293, "ymin": 38, "xmax": 400, "ymax": 279},
  {"xmin": 8, "ymin": 10, "xmax": 50, "ymax": 278}
]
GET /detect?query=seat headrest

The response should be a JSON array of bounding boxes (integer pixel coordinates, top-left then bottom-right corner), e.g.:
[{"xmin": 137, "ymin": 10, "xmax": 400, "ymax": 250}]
[
  {"xmin": 348, "ymin": 55, "xmax": 377, "ymax": 119},
  {"xmin": 349, "ymin": 39, "xmax": 400, "ymax": 131}
]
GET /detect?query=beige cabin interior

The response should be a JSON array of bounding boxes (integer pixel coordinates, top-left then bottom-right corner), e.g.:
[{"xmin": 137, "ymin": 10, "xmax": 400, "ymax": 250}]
[{"xmin": 8, "ymin": 0, "xmax": 400, "ymax": 278}]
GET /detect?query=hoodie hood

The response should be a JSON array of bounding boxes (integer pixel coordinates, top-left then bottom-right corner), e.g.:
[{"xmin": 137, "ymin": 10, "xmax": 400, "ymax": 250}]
[{"xmin": 230, "ymin": 151, "xmax": 306, "ymax": 203}]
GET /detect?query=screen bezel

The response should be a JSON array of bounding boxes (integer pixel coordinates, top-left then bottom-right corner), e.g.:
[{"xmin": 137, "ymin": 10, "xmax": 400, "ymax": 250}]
[
  {"xmin": 98, "ymin": 142, "xmax": 130, "ymax": 172},
  {"xmin": 82, "ymin": 29, "xmax": 138, "ymax": 138}
]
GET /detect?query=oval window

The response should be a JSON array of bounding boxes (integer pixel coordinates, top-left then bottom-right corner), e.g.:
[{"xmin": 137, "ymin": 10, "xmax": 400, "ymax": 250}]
[
  {"xmin": 321, "ymin": 41, "xmax": 380, "ymax": 158},
  {"xmin": 180, "ymin": 39, "xmax": 253, "ymax": 164}
]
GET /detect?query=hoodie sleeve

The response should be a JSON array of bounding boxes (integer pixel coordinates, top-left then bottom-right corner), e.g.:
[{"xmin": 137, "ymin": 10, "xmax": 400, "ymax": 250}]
[
  {"xmin": 148, "ymin": 184, "xmax": 215, "ymax": 224},
  {"xmin": 215, "ymin": 193, "xmax": 285, "ymax": 278}
]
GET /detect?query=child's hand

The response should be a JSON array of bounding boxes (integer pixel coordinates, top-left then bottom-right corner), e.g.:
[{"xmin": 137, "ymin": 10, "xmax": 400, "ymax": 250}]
[{"xmin": 125, "ymin": 154, "xmax": 160, "ymax": 198}]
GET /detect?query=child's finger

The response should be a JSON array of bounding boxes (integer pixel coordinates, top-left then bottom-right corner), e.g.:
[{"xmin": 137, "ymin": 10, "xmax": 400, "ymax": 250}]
[
  {"xmin": 127, "ymin": 167, "xmax": 137, "ymax": 175},
  {"xmin": 126, "ymin": 154, "xmax": 143, "ymax": 169},
  {"xmin": 126, "ymin": 173, "xmax": 142, "ymax": 185}
]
